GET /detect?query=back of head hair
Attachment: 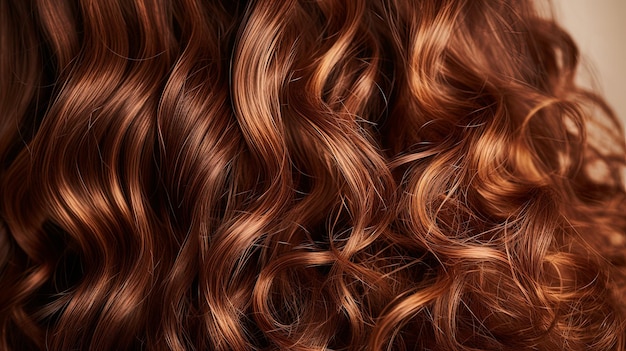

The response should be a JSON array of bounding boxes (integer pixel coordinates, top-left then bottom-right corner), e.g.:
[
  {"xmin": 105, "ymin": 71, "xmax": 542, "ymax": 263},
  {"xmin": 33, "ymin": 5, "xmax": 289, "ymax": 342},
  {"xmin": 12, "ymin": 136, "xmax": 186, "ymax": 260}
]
[{"xmin": 1, "ymin": 0, "xmax": 625, "ymax": 349}]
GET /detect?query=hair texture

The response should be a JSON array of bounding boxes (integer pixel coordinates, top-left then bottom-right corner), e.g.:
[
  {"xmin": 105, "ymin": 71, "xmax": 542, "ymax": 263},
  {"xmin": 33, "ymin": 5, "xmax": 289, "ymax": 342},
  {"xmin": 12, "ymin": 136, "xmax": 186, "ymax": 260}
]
[{"xmin": 1, "ymin": 0, "xmax": 625, "ymax": 350}]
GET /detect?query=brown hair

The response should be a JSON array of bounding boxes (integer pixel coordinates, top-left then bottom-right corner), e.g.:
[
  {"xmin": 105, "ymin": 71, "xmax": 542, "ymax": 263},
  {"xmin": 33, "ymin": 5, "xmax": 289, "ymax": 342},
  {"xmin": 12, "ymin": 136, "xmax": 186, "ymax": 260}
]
[{"xmin": 1, "ymin": 0, "xmax": 625, "ymax": 349}]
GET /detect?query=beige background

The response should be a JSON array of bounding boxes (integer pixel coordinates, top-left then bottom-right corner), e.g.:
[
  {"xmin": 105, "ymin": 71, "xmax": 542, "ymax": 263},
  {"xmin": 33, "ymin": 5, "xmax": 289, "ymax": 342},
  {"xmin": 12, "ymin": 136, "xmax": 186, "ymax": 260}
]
[{"xmin": 554, "ymin": 0, "xmax": 626, "ymax": 130}]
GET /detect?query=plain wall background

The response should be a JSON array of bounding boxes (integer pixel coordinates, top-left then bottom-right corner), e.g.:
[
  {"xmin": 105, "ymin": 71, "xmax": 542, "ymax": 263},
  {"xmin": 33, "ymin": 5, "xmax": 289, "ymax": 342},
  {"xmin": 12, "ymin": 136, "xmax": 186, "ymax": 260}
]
[{"xmin": 553, "ymin": 0, "xmax": 626, "ymax": 130}]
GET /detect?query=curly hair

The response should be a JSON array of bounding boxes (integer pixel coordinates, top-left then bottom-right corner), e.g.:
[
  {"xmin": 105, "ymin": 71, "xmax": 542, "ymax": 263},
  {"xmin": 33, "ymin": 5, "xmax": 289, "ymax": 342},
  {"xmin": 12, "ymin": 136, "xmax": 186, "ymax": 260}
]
[{"xmin": 1, "ymin": 0, "xmax": 625, "ymax": 349}]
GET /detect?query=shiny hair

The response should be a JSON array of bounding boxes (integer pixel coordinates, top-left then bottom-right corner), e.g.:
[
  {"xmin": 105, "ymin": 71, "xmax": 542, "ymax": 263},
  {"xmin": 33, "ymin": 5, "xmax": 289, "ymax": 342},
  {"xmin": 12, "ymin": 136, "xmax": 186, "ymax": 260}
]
[{"xmin": 1, "ymin": 0, "xmax": 625, "ymax": 349}]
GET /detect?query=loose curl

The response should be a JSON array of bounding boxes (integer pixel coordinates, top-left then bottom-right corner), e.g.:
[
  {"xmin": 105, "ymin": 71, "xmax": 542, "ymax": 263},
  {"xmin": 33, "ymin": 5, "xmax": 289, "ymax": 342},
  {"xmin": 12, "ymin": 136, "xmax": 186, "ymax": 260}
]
[{"xmin": 1, "ymin": 0, "xmax": 625, "ymax": 350}]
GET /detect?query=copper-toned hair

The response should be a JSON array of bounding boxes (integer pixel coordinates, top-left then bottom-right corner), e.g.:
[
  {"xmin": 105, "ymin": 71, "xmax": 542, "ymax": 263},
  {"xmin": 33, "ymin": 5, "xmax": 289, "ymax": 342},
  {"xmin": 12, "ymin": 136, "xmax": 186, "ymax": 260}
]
[{"xmin": 1, "ymin": 0, "xmax": 625, "ymax": 349}]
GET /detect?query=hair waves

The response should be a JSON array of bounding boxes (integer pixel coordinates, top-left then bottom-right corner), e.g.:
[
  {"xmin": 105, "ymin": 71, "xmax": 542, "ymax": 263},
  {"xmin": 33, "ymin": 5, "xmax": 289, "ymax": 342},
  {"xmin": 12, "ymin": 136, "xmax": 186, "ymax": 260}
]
[{"xmin": 1, "ymin": 0, "xmax": 625, "ymax": 350}]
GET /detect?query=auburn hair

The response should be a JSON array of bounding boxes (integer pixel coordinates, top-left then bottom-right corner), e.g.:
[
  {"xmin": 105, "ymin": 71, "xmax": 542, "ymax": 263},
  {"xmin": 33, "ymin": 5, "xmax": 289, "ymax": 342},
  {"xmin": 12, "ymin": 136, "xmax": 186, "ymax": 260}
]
[{"xmin": 0, "ymin": 0, "xmax": 624, "ymax": 349}]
